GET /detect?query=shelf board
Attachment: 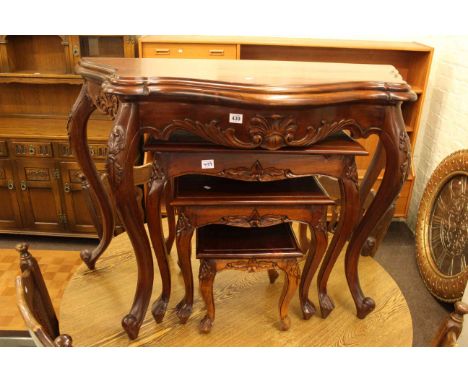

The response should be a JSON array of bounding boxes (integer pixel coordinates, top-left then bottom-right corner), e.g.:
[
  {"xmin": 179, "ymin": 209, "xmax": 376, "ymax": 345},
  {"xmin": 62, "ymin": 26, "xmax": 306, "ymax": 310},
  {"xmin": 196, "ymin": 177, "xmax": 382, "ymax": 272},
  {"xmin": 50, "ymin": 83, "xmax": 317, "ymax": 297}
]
[
  {"xmin": 0, "ymin": 116, "xmax": 111, "ymax": 140},
  {"xmin": 0, "ymin": 72, "xmax": 82, "ymax": 85},
  {"xmin": 140, "ymin": 35, "xmax": 434, "ymax": 52}
]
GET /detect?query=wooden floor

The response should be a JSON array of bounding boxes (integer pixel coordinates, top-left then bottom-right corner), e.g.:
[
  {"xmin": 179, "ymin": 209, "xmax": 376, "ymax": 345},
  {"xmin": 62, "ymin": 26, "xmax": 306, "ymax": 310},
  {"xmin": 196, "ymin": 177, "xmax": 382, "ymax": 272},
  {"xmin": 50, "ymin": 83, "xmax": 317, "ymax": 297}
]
[
  {"xmin": 0, "ymin": 248, "xmax": 82, "ymax": 330},
  {"xmin": 60, "ymin": 226, "xmax": 413, "ymax": 346}
]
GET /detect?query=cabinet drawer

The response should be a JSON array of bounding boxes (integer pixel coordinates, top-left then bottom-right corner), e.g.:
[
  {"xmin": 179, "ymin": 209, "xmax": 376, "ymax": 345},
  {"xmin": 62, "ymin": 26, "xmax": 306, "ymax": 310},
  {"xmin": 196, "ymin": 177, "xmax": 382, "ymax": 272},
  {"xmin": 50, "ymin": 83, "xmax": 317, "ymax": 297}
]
[
  {"xmin": 0, "ymin": 141, "xmax": 7, "ymax": 157},
  {"xmin": 12, "ymin": 142, "xmax": 53, "ymax": 157},
  {"xmin": 141, "ymin": 43, "xmax": 237, "ymax": 59},
  {"xmin": 56, "ymin": 142, "xmax": 108, "ymax": 159}
]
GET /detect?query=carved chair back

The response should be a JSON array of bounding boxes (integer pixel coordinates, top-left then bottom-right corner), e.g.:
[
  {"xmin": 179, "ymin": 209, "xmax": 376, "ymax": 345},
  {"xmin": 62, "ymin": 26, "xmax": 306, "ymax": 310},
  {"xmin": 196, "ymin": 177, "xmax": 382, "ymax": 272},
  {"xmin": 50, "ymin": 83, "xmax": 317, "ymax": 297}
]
[{"xmin": 15, "ymin": 243, "xmax": 72, "ymax": 347}]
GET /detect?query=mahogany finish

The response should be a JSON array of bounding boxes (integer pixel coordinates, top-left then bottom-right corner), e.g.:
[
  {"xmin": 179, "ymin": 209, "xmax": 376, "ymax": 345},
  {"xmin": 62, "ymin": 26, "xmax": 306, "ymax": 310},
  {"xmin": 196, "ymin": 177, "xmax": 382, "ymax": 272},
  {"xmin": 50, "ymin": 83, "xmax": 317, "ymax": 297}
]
[
  {"xmin": 168, "ymin": 174, "xmax": 332, "ymax": 324},
  {"xmin": 148, "ymin": 137, "xmax": 364, "ymax": 324},
  {"xmin": 197, "ymin": 223, "xmax": 303, "ymax": 332},
  {"xmin": 15, "ymin": 243, "xmax": 72, "ymax": 347},
  {"xmin": 69, "ymin": 57, "xmax": 415, "ymax": 339}
]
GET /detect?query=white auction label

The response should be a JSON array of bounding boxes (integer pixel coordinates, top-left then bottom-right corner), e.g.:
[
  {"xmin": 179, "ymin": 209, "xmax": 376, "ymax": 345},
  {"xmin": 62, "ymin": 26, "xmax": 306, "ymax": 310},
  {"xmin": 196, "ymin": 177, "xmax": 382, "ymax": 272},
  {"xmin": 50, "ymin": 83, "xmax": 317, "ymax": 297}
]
[
  {"xmin": 201, "ymin": 159, "xmax": 215, "ymax": 169},
  {"xmin": 229, "ymin": 113, "xmax": 243, "ymax": 124}
]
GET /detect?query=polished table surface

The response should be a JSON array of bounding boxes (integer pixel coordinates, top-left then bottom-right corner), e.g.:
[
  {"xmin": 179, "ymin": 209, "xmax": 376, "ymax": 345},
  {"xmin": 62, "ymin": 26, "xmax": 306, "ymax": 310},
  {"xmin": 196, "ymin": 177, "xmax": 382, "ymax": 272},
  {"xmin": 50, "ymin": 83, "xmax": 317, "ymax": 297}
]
[
  {"xmin": 68, "ymin": 57, "xmax": 416, "ymax": 339},
  {"xmin": 60, "ymin": 224, "xmax": 413, "ymax": 346}
]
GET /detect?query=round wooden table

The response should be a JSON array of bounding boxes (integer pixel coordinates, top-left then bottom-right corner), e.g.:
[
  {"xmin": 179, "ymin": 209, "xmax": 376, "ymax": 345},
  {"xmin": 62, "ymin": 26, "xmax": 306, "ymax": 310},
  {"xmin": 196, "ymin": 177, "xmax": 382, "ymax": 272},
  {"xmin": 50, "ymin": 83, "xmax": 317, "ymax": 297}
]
[{"xmin": 60, "ymin": 226, "xmax": 413, "ymax": 346}]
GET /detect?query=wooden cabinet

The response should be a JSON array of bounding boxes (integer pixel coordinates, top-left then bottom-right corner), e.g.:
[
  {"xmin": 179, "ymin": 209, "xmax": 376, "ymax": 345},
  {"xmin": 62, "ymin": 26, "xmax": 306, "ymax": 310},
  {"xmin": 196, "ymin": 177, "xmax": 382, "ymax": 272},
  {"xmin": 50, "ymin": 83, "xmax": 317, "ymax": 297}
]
[
  {"xmin": 0, "ymin": 120, "xmax": 113, "ymax": 237},
  {"xmin": 15, "ymin": 158, "xmax": 65, "ymax": 233},
  {"xmin": 139, "ymin": 36, "xmax": 434, "ymax": 219},
  {"xmin": 0, "ymin": 34, "xmax": 136, "ymax": 237}
]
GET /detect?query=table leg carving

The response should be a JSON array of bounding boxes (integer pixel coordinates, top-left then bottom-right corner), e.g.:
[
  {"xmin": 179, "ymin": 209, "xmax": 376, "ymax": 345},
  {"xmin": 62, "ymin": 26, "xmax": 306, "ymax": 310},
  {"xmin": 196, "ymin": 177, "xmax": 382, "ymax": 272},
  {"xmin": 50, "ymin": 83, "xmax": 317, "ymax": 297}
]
[
  {"xmin": 277, "ymin": 260, "xmax": 300, "ymax": 331},
  {"xmin": 199, "ymin": 259, "xmax": 217, "ymax": 333},
  {"xmin": 146, "ymin": 162, "xmax": 171, "ymax": 324},
  {"xmin": 107, "ymin": 102, "xmax": 154, "ymax": 340},
  {"xmin": 345, "ymin": 105, "xmax": 410, "ymax": 319},
  {"xmin": 300, "ymin": 220, "xmax": 328, "ymax": 320},
  {"xmin": 67, "ymin": 84, "xmax": 115, "ymax": 270},
  {"xmin": 317, "ymin": 160, "xmax": 360, "ymax": 318},
  {"xmin": 175, "ymin": 210, "xmax": 195, "ymax": 324},
  {"xmin": 164, "ymin": 180, "xmax": 176, "ymax": 254}
]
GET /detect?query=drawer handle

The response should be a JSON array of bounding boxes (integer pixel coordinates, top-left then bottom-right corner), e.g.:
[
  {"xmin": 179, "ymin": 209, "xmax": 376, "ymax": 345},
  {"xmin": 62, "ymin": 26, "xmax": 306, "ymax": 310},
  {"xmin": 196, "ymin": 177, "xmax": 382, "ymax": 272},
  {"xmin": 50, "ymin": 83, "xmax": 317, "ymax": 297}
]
[
  {"xmin": 209, "ymin": 49, "xmax": 225, "ymax": 56},
  {"xmin": 155, "ymin": 48, "xmax": 170, "ymax": 55},
  {"xmin": 20, "ymin": 181, "xmax": 27, "ymax": 191},
  {"xmin": 7, "ymin": 180, "xmax": 14, "ymax": 190},
  {"xmin": 29, "ymin": 145, "xmax": 36, "ymax": 155},
  {"xmin": 64, "ymin": 183, "xmax": 71, "ymax": 193}
]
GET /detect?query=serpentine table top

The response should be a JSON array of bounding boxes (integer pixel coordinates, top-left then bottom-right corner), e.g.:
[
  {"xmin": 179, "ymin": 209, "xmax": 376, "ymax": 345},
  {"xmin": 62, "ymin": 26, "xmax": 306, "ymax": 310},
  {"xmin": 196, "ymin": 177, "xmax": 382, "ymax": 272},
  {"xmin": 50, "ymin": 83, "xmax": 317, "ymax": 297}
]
[{"xmin": 78, "ymin": 57, "xmax": 416, "ymax": 104}]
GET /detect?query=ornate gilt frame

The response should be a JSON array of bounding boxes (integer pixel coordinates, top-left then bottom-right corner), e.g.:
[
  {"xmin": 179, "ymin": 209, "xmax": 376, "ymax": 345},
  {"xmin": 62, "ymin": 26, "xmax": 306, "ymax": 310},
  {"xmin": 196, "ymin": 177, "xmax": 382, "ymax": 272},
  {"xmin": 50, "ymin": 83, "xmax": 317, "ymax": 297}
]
[{"xmin": 416, "ymin": 149, "xmax": 468, "ymax": 302}]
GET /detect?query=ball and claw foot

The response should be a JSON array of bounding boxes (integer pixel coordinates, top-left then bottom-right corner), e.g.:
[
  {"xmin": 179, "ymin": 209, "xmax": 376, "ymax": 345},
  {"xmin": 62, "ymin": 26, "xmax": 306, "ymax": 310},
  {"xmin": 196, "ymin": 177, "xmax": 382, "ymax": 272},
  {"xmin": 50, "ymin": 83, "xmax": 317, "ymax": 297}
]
[
  {"xmin": 122, "ymin": 314, "xmax": 140, "ymax": 340},
  {"xmin": 151, "ymin": 297, "xmax": 168, "ymax": 323},
  {"xmin": 199, "ymin": 316, "xmax": 213, "ymax": 333},
  {"xmin": 319, "ymin": 293, "xmax": 335, "ymax": 319},
  {"xmin": 175, "ymin": 299, "xmax": 193, "ymax": 324},
  {"xmin": 301, "ymin": 299, "xmax": 316, "ymax": 320},
  {"xmin": 80, "ymin": 249, "xmax": 96, "ymax": 270},
  {"xmin": 279, "ymin": 316, "xmax": 291, "ymax": 331},
  {"xmin": 356, "ymin": 297, "xmax": 375, "ymax": 319}
]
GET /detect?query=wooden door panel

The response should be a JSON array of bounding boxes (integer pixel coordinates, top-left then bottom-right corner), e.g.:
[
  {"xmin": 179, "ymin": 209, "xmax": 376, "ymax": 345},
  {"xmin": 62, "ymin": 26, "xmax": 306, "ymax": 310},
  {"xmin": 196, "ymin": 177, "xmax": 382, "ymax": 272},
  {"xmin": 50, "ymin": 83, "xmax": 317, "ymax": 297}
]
[
  {"xmin": 0, "ymin": 159, "xmax": 23, "ymax": 229},
  {"xmin": 15, "ymin": 158, "xmax": 65, "ymax": 232},
  {"xmin": 59, "ymin": 161, "xmax": 106, "ymax": 234}
]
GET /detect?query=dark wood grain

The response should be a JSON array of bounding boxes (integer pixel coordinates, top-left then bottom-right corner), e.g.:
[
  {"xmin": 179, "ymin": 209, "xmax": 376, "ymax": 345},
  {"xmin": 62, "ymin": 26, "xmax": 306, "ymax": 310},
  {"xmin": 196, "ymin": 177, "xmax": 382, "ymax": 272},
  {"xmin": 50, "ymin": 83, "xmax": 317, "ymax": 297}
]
[
  {"xmin": 67, "ymin": 83, "xmax": 115, "ymax": 270},
  {"xmin": 69, "ymin": 57, "xmax": 415, "ymax": 338},
  {"xmin": 197, "ymin": 223, "xmax": 302, "ymax": 332}
]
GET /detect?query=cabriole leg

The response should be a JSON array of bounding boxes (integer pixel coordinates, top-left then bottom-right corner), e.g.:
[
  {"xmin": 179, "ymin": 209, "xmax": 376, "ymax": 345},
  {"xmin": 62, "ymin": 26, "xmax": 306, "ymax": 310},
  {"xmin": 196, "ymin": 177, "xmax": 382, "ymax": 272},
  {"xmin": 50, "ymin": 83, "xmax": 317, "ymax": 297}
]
[
  {"xmin": 67, "ymin": 83, "xmax": 115, "ymax": 270},
  {"xmin": 107, "ymin": 102, "xmax": 153, "ymax": 340}
]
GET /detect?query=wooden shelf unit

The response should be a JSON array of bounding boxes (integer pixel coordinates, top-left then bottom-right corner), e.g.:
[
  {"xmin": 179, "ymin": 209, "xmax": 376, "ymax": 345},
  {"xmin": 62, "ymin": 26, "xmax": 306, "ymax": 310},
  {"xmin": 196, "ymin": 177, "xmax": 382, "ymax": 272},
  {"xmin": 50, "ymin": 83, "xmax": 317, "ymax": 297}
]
[
  {"xmin": 0, "ymin": 35, "xmax": 137, "ymax": 237},
  {"xmin": 139, "ymin": 36, "xmax": 434, "ymax": 218}
]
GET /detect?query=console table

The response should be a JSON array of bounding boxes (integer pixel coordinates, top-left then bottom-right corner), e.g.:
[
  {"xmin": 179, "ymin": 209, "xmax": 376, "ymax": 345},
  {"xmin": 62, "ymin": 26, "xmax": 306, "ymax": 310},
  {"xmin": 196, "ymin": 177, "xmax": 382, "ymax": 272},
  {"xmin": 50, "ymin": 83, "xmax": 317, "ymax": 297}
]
[{"xmin": 67, "ymin": 57, "xmax": 416, "ymax": 339}]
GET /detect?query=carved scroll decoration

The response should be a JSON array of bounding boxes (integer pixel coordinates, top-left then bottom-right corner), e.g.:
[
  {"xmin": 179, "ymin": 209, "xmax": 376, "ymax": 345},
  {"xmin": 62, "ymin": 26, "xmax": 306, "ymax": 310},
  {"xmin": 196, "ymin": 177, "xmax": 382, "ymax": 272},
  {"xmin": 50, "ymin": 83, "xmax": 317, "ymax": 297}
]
[
  {"xmin": 344, "ymin": 156, "xmax": 359, "ymax": 186},
  {"xmin": 215, "ymin": 209, "xmax": 290, "ymax": 228},
  {"xmin": 176, "ymin": 211, "xmax": 193, "ymax": 237},
  {"xmin": 106, "ymin": 124, "xmax": 126, "ymax": 185},
  {"xmin": 399, "ymin": 129, "xmax": 411, "ymax": 187},
  {"xmin": 217, "ymin": 160, "xmax": 299, "ymax": 182},
  {"xmin": 199, "ymin": 260, "xmax": 216, "ymax": 280},
  {"xmin": 148, "ymin": 160, "xmax": 165, "ymax": 188},
  {"xmin": 225, "ymin": 259, "xmax": 278, "ymax": 273},
  {"xmin": 279, "ymin": 260, "xmax": 301, "ymax": 279},
  {"xmin": 94, "ymin": 90, "xmax": 120, "ymax": 119},
  {"xmin": 147, "ymin": 116, "xmax": 369, "ymax": 151}
]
